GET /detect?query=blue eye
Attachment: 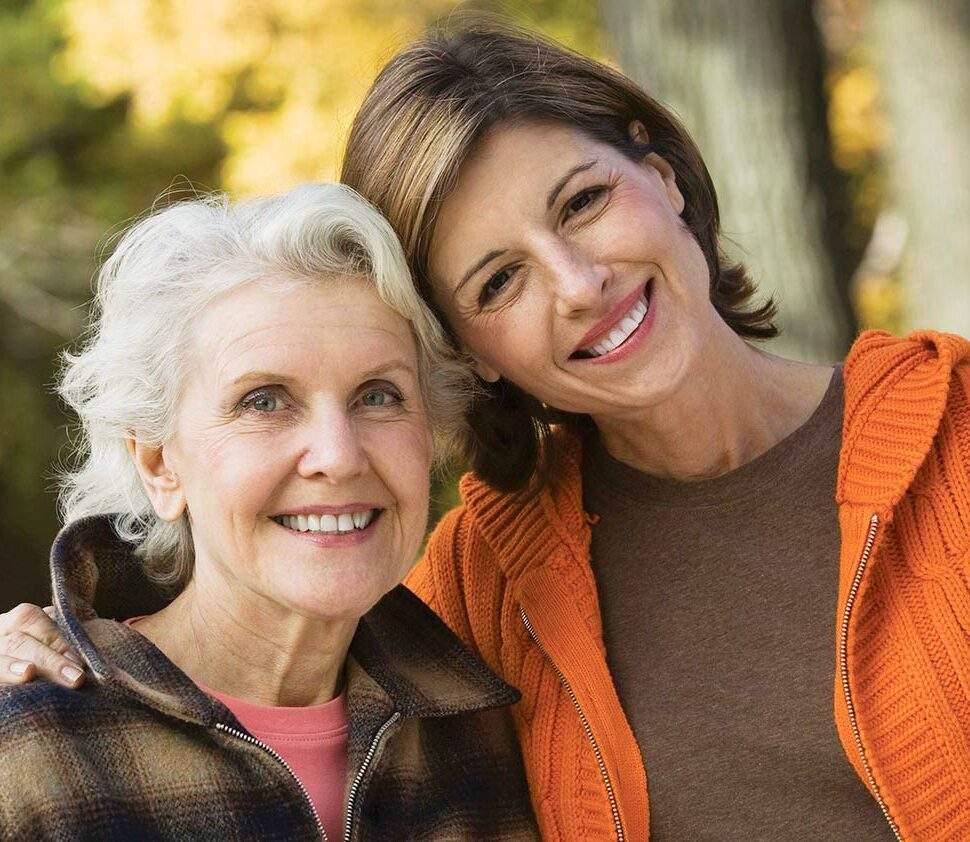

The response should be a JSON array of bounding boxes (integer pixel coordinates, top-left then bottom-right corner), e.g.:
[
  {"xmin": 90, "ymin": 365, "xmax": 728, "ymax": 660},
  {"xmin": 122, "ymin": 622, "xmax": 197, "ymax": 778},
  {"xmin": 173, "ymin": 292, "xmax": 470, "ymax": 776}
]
[
  {"xmin": 360, "ymin": 385, "xmax": 403, "ymax": 408},
  {"xmin": 242, "ymin": 389, "xmax": 284, "ymax": 413}
]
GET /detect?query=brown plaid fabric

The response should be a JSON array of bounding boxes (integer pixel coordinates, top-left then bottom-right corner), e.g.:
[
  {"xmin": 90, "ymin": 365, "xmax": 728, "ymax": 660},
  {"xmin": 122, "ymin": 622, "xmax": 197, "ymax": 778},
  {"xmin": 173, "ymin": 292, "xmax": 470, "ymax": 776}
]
[{"xmin": 0, "ymin": 516, "xmax": 539, "ymax": 841}]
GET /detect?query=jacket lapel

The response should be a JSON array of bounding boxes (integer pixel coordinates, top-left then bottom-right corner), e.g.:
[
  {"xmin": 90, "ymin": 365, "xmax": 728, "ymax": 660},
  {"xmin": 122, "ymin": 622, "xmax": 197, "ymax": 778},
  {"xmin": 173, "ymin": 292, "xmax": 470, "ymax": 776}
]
[
  {"xmin": 834, "ymin": 330, "xmax": 970, "ymax": 823},
  {"xmin": 463, "ymin": 431, "xmax": 649, "ymax": 837}
]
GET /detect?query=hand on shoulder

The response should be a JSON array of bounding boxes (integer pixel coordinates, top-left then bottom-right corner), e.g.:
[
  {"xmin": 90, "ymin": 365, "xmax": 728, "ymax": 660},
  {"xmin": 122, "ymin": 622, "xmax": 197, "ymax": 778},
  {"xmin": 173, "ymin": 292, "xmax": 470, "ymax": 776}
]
[{"xmin": 0, "ymin": 603, "xmax": 85, "ymax": 688}]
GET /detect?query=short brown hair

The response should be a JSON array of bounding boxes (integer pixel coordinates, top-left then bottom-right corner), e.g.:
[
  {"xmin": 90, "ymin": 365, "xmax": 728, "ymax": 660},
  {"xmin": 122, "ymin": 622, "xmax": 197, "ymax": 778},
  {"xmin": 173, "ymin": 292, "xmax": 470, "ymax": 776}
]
[{"xmin": 342, "ymin": 19, "xmax": 777, "ymax": 493}]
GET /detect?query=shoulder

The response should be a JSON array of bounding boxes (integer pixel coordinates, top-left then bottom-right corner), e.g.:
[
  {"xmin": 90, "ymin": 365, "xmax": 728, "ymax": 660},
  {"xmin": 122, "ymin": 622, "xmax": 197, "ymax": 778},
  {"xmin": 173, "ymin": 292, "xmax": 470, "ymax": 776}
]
[
  {"xmin": 407, "ymin": 434, "xmax": 591, "ymax": 657},
  {"xmin": 0, "ymin": 677, "xmax": 97, "ymax": 722},
  {"xmin": 0, "ymin": 681, "xmax": 106, "ymax": 811},
  {"xmin": 0, "ymin": 677, "xmax": 126, "ymax": 749},
  {"xmin": 843, "ymin": 329, "xmax": 970, "ymax": 433},
  {"xmin": 845, "ymin": 329, "xmax": 970, "ymax": 384}
]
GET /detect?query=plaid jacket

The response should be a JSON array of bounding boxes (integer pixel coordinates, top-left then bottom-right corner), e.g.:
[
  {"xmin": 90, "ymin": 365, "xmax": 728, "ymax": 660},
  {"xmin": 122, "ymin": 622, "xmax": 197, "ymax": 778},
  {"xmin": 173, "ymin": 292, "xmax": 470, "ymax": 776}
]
[{"xmin": 0, "ymin": 517, "xmax": 539, "ymax": 841}]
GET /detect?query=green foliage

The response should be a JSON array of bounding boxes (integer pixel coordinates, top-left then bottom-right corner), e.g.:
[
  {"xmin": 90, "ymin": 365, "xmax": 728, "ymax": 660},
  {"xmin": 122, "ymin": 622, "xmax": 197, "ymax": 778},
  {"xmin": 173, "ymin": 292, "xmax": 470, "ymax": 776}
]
[{"xmin": 0, "ymin": 0, "xmax": 224, "ymax": 594}]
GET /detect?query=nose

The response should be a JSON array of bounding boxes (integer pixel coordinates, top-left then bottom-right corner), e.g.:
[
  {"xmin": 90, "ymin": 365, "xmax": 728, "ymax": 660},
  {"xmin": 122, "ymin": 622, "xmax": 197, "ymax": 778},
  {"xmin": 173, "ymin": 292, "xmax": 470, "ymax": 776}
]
[
  {"xmin": 547, "ymin": 242, "xmax": 611, "ymax": 318},
  {"xmin": 296, "ymin": 409, "xmax": 369, "ymax": 483}
]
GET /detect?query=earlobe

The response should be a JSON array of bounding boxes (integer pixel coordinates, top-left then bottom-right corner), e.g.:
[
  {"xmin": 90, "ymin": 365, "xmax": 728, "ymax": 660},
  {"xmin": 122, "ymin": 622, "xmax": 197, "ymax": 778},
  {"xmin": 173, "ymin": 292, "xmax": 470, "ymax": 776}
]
[
  {"xmin": 473, "ymin": 358, "xmax": 501, "ymax": 383},
  {"xmin": 628, "ymin": 120, "xmax": 685, "ymax": 215},
  {"xmin": 126, "ymin": 438, "xmax": 187, "ymax": 522},
  {"xmin": 661, "ymin": 169, "xmax": 686, "ymax": 216}
]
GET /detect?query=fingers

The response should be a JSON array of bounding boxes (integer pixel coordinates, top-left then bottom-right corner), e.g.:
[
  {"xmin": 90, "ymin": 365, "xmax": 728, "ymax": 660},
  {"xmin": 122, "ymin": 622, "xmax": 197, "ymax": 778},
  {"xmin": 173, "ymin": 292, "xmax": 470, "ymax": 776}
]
[
  {"xmin": 0, "ymin": 604, "xmax": 85, "ymax": 688},
  {"xmin": 0, "ymin": 603, "xmax": 68, "ymax": 649},
  {"xmin": 0, "ymin": 654, "xmax": 37, "ymax": 684},
  {"xmin": 0, "ymin": 603, "xmax": 79, "ymax": 659},
  {"xmin": 0, "ymin": 631, "xmax": 85, "ymax": 687}
]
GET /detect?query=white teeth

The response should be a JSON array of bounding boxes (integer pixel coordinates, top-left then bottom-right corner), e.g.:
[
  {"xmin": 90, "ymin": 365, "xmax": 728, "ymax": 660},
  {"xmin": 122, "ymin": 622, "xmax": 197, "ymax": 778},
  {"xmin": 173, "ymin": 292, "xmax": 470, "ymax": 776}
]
[
  {"xmin": 277, "ymin": 510, "xmax": 377, "ymax": 535},
  {"xmin": 579, "ymin": 292, "xmax": 650, "ymax": 358}
]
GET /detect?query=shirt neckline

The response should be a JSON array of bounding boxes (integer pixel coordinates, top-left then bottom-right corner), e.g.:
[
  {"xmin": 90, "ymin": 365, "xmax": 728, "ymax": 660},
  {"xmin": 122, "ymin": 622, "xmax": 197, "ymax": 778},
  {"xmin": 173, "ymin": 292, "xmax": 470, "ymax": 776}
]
[{"xmin": 583, "ymin": 366, "xmax": 843, "ymax": 510}]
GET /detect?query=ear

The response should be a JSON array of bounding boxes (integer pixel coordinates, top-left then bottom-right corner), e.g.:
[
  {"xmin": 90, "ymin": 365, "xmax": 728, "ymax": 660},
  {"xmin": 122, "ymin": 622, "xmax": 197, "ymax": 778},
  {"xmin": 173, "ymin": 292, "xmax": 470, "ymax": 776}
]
[
  {"xmin": 628, "ymin": 120, "xmax": 650, "ymax": 146},
  {"xmin": 126, "ymin": 437, "xmax": 187, "ymax": 522},
  {"xmin": 628, "ymin": 120, "xmax": 685, "ymax": 216}
]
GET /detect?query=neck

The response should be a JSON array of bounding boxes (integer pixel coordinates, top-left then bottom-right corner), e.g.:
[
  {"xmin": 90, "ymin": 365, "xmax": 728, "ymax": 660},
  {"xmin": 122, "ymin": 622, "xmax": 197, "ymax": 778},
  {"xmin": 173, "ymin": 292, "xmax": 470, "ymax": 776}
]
[
  {"xmin": 593, "ymin": 329, "xmax": 834, "ymax": 481},
  {"xmin": 134, "ymin": 571, "xmax": 356, "ymax": 708}
]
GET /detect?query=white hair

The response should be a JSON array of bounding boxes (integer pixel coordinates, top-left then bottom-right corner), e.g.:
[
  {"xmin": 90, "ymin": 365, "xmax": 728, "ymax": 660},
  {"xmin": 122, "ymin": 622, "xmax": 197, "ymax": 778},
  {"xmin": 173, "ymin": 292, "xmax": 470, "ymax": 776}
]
[{"xmin": 58, "ymin": 182, "xmax": 474, "ymax": 588}]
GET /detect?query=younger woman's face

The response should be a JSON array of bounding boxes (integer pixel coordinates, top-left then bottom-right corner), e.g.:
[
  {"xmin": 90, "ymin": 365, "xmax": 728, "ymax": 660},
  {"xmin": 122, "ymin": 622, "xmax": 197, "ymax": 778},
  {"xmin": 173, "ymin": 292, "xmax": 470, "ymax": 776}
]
[{"xmin": 428, "ymin": 120, "xmax": 720, "ymax": 421}]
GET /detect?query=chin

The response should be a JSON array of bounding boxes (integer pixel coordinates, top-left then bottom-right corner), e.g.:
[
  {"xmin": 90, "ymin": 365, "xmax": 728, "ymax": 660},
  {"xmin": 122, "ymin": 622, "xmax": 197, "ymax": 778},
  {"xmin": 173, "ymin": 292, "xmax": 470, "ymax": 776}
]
[{"xmin": 274, "ymin": 570, "xmax": 397, "ymax": 623}]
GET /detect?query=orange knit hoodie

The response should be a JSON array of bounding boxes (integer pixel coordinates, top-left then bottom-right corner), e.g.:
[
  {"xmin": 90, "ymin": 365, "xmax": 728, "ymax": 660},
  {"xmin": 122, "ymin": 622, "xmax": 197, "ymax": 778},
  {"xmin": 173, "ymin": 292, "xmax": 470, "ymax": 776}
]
[{"xmin": 406, "ymin": 330, "xmax": 970, "ymax": 841}]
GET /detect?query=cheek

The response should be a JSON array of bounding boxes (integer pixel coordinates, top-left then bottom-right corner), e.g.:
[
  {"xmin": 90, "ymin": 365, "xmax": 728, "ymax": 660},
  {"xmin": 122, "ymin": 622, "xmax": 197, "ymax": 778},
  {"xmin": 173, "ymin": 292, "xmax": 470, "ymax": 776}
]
[
  {"xmin": 179, "ymin": 427, "xmax": 292, "ymax": 523},
  {"xmin": 455, "ymin": 293, "xmax": 550, "ymax": 376},
  {"xmin": 602, "ymin": 189, "xmax": 677, "ymax": 255},
  {"xmin": 367, "ymin": 423, "xmax": 431, "ymax": 523}
]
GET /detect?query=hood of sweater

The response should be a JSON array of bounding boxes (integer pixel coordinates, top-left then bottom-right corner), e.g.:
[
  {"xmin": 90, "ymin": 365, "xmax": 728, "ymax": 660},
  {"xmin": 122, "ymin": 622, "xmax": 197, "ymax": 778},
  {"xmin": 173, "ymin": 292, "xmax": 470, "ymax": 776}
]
[{"xmin": 837, "ymin": 329, "xmax": 970, "ymax": 515}]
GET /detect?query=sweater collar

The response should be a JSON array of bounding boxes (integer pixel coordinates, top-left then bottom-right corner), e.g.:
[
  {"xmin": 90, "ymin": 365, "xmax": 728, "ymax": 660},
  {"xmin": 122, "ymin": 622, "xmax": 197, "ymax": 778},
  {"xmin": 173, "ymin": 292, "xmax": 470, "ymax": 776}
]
[
  {"xmin": 458, "ymin": 329, "xmax": 970, "ymax": 568},
  {"xmin": 838, "ymin": 329, "xmax": 970, "ymax": 514},
  {"xmin": 49, "ymin": 515, "xmax": 519, "ymax": 725}
]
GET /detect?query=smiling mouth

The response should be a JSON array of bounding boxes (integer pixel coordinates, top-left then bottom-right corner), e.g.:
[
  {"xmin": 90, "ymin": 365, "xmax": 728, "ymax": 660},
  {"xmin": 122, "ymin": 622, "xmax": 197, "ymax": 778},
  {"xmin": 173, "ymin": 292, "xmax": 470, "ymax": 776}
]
[
  {"xmin": 571, "ymin": 280, "xmax": 653, "ymax": 360},
  {"xmin": 272, "ymin": 509, "xmax": 383, "ymax": 535}
]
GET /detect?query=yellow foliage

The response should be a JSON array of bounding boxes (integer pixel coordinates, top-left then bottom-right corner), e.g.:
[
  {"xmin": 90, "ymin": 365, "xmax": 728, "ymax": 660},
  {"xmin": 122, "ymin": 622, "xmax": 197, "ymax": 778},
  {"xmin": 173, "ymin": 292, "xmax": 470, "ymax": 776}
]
[
  {"xmin": 59, "ymin": 0, "xmax": 453, "ymax": 194},
  {"xmin": 828, "ymin": 64, "xmax": 891, "ymax": 171},
  {"xmin": 854, "ymin": 273, "xmax": 904, "ymax": 334}
]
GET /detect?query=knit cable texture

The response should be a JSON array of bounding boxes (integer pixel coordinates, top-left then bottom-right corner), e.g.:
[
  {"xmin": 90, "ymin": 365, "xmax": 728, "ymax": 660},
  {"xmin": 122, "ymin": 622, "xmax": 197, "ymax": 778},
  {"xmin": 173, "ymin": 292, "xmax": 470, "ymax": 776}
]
[{"xmin": 408, "ymin": 330, "xmax": 970, "ymax": 841}]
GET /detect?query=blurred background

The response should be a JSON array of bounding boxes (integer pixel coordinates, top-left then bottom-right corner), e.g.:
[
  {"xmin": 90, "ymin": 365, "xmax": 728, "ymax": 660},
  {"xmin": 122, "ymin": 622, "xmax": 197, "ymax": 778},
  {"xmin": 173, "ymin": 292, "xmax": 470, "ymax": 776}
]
[{"xmin": 3, "ymin": 0, "xmax": 968, "ymax": 604}]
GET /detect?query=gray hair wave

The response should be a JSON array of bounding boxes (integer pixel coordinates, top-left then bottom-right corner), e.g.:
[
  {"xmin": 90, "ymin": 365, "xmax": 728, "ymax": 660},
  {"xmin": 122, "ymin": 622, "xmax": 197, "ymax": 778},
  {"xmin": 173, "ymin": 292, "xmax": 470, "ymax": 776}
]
[{"xmin": 57, "ymin": 183, "xmax": 474, "ymax": 588}]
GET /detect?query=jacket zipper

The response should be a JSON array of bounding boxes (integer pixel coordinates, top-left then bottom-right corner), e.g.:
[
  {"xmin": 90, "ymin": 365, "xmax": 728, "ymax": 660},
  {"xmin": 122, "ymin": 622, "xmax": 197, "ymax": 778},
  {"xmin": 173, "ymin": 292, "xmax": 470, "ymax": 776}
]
[
  {"xmin": 837, "ymin": 514, "xmax": 903, "ymax": 842},
  {"xmin": 520, "ymin": 607, "xmax": 624, "ymax": 842},
  {"xmin": 343, "ymin": 711, "xmax": 402, "ymax": 842},
  {"xmin": 215, "ymin": 721, "xmax": 326, "ymax": 841}
]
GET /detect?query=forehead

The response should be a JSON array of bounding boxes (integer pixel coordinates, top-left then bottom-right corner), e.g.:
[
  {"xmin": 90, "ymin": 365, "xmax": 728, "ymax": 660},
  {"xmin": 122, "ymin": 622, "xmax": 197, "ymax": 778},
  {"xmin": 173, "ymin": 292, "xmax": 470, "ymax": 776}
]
[
  {"xmin": 191, "ymin": 276, "xmax": 418, "ymax": 380},
  {"xmin": 466, "ymin": 121, "xmax": 599, "ymax": 181},
  {"xmin": 430, "ymin": 122, "xmax": 611, "ymax": 275}
]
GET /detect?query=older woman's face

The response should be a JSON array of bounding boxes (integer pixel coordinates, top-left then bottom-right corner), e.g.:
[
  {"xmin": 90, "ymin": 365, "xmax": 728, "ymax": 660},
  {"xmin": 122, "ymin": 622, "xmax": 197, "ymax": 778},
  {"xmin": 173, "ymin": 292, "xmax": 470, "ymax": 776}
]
[
  {"xmin": 428, "ymin": 121, "xmax": 718, "ymax": 419},
  {"xmin": 157, "ymin": 277, "xmax": 431, "ymax": 621}
]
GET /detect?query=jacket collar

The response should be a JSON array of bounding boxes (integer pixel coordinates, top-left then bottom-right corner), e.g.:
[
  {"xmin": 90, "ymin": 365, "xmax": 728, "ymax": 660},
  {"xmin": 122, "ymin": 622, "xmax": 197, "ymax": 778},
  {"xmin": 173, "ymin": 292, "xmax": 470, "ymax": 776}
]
[
  {"xmin": 838, "ymin": 330, "xmax": 970, "ymax": 514},
  {"xmin": 50, "ymin": 515, "xmax": 519, "ymax": 725}
]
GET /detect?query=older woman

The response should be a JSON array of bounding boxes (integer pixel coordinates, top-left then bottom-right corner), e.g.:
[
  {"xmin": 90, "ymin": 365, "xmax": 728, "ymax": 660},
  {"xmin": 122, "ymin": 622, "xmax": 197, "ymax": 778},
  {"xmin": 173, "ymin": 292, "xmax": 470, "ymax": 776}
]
[
  {"xmin": 0, "ymin": 183, "xmax": 538, "ymax": 840},
  {"xmin": 5, "ymin": 22, "xmax": 970, "ymax": 842}
]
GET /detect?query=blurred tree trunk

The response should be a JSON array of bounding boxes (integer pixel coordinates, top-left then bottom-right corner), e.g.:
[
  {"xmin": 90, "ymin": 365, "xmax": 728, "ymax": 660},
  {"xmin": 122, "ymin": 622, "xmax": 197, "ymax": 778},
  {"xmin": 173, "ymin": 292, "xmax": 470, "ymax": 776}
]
[
  {"xmin": 599, "ymin": 0, "xmax": 858, "ymax": 362},
  {"xmin": 869, "ymin": 0, "xmax": 970, "ymax": 335}
]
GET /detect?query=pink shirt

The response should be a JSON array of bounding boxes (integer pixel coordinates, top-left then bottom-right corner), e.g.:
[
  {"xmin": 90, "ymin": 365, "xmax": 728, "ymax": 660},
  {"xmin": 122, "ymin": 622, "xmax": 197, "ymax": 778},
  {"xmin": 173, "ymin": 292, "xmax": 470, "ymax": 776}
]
[
  {"xmin": 202, "ymin": 683, "xmax": 349, "ymax": 841},
  {"xmin": 124, "ymin": 618, "xmax": 348, "ymax": 839}
]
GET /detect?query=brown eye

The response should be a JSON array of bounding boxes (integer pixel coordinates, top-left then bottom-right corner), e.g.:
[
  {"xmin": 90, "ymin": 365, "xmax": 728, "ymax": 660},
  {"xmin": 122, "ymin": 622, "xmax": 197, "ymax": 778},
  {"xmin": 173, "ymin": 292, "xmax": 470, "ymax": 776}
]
[
  {"xmin": 480, "ymin": 265, "xmax": 518, "ymax": 304},
  {"xmin": 564, "ymin": 187, "xmax": 605, "ymax": 220}
]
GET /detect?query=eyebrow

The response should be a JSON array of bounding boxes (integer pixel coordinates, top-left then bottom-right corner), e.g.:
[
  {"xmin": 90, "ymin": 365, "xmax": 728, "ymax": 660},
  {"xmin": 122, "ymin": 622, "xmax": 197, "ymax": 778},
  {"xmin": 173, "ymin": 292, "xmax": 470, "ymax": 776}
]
[
  {"xmin": 456, "ymin": 248, "xmax": 506, "ymax": 297},
  {"xmin": 546, "ymin": 160, "xmax": 597, "ymax": 210},
  {"xmin": 454, "ymin": 160, "xmax": 599, "ymax": 297},
  {"xmin": 228, "ymin": 360, "xmax": 417, "ymax": 390}
]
